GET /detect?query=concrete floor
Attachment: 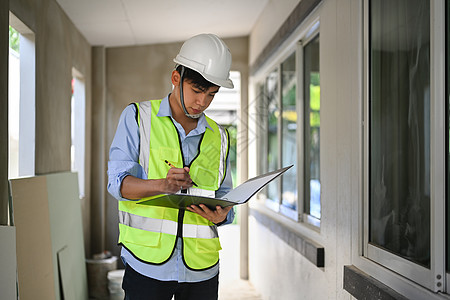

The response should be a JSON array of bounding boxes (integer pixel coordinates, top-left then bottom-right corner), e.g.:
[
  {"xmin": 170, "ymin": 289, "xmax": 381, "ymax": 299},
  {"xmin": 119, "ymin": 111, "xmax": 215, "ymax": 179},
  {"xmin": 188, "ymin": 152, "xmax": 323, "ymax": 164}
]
[
  {"xmin": 218, "ymin": 224, "xmax": 262, "ymax": 300},
  {"xmin": 107, "ymin": 224, "xmax": 261, "ymax": 300}
]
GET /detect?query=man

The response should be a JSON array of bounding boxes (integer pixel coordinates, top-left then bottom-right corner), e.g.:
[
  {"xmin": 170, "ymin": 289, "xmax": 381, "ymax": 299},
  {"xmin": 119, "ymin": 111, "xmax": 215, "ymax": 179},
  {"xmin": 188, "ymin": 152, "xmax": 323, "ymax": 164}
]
[{"xmin": 107, "ymin": 33, "xmax": 235, "ymax": 299}]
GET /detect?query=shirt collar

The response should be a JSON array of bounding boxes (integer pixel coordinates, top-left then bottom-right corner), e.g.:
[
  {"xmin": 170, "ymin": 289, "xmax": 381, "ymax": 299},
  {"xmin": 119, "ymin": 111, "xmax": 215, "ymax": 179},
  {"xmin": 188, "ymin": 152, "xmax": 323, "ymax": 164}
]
[{"xmin": 157, "ymin": 95, "xmax": 214, "ymax": 133}]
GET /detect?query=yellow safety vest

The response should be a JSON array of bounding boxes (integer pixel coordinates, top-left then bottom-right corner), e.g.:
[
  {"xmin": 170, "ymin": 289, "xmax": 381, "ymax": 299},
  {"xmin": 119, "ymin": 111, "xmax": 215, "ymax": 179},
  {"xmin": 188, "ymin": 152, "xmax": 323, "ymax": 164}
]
[{"xmin": 118, "ymin": 99, "xmax": 229, "ymax": 270}]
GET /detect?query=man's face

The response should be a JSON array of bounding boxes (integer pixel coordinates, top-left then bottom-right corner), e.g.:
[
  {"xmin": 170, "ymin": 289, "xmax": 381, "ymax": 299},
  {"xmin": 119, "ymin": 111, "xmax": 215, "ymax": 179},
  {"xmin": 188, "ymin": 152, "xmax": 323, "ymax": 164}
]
[{"xmin": 181, "ymin": 80, "xmax": 220, "ymax": 116}]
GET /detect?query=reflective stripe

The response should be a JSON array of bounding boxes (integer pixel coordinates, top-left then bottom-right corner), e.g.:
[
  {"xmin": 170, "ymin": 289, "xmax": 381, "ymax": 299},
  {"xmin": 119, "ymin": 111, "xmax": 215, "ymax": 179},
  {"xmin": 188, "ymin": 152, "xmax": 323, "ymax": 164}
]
[
  {"xmin": 217, "ymin": 125, "xmax": 228, "ymax": 186},
  {"xmin": 183, "ymin": 223, "xmax": 219, "ymax": 239},
  {"xmin": 119, "ymin": 210, "xmax": 177, "ymax": 236},
  {"xmin": 138, "ymin": 101, "xmax": 152, "ymax": 176},
  {"xmin": 119, "ymin": 210, "xmax": 218, "ymax": 239},
  {"xmin": 138, "ymin": 100, "xmax": 228, "ymax": 191}
]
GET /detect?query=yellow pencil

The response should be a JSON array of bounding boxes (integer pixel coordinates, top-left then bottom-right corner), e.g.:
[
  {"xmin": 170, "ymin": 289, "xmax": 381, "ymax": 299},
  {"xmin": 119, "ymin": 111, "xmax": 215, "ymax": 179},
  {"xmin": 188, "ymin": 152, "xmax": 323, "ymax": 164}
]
[
  {"xmin": 165, "ymin": 160, "xmax": 198, "ymax": 187},
  {"xmin": 164, "ymin": 160, "xmax": 176, "ymax": 168}
]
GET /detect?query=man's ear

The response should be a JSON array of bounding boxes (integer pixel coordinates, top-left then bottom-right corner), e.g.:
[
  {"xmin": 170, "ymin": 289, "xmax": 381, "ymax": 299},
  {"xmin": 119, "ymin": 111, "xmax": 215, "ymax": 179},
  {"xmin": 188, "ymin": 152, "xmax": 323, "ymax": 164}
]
[{"xmin": 171, "ymin": 70, "xmax": 180, "ymax": 86}]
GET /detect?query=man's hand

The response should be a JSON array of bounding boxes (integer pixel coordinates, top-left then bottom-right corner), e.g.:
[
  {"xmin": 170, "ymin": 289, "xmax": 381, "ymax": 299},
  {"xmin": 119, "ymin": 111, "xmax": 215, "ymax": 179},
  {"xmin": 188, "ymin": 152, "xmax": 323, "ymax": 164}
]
[
  {"xmin": 163, "ymin": 166, "xmax": 194, "ymax": 194},
  {"xmin": 186, "ymin": 204, "xmax": 232, "ymax": 224}
]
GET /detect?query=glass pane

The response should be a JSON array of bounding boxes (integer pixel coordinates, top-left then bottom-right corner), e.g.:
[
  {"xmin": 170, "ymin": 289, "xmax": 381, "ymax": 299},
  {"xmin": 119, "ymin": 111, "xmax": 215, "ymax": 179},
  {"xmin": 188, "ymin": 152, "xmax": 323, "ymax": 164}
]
[
  {"xmin": 266, "ymin": 70, "xmax": 279, "ymax": 203},
  {"xmin": 256, "ymin": 83, "xmax": 267, "ymax": 179},
  {"xmin": 304, "ymin": 36, "xmax": 321, "ymax": 219},
  {"xmin": 71, "ymin": 76, "xmax": 86, "ymax": 199},
  {"xmin": 8, "ymin": 26, "xmax": 20, "ymax": 179},
  {"xmin": 281, "ymin": 53, "xmax": 298, "ymax": 210},
  {"xmin": 369, "ymin": 0, "xmax": 430, "ymax": 268}
]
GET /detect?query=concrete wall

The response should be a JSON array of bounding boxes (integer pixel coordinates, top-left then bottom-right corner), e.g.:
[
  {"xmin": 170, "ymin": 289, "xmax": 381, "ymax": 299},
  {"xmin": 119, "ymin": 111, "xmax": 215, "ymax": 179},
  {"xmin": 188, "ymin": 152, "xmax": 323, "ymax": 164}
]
[
  {"xmin": 249, "ymin": 0, "xmax": 301, "ymax": 66},
  {"xmin": 1, "ymin": 0, "xmax": 10, "ymax": 226},
  {"xmin": 8, "ymin": 0, "xmax": 92, "ymax": 254},
  {"xmin": 102, "ymin": 37, "xmax": 249, "ymax": 260},
  {"xmin": 247, "ymin": 0, "xmax": 361, "ymax": 299}
]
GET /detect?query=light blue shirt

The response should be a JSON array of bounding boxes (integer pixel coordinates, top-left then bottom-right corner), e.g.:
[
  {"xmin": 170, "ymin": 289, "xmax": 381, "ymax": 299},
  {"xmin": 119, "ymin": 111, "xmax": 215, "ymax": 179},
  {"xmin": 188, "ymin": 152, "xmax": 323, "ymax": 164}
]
[{"xmin": 107, "ymin": 95, "xmax": 234, "ymax": 282}]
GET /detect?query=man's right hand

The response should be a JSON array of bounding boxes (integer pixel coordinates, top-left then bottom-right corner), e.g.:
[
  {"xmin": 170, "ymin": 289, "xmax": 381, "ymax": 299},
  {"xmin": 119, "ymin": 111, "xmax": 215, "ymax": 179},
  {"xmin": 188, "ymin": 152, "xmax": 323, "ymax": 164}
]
[{"xmin": 163, "ymin": 166, "xmax": 194, "ymax": 193}]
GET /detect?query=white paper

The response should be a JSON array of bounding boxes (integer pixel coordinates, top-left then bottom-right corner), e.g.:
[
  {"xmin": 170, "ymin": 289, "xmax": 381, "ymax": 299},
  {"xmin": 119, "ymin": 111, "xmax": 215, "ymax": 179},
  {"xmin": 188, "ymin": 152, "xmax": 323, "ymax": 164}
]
[{"xmin": 222, "ymin": 165, "xmax": 293, "ymax": 203}]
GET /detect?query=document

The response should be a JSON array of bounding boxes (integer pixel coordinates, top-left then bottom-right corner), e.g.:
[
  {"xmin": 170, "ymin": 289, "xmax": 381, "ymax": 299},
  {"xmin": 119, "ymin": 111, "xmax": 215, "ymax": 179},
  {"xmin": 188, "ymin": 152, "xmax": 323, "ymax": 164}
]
[{"xmin": 137, "ymin": 165, "xmax": 293, "ymax": 210}]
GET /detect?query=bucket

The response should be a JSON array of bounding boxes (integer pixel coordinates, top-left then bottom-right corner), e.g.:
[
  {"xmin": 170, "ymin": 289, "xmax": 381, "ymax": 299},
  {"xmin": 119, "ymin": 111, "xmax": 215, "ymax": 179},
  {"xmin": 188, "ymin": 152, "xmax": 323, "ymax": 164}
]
[
  {"xmin": 85, "ymin": 255, "xmax": 118, "ymax": 300},
  {"xmin": 107, "ymin": 269, "xmax": 125, "ymax": 300}
]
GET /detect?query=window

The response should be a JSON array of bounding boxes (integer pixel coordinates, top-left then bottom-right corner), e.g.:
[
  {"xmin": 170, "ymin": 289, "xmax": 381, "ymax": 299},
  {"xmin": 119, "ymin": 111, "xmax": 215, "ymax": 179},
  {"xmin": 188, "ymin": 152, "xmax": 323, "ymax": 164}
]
[
  {"xmin": 369, "ymin": 0, "xmax": 430, "ymax": 266},
  {"xmin": 8, "ymin": 26, "xmax": 20, "ymax": 179},
  {"xmin": 303, "ymin": 35, "xmax": 321, "ymax": 223},
  {"xmin": 266, "ymin": 69, "xmax": 280, "ymax": 206},
  {"xmin": 281, "ymin": 53, "xmax": 298, "ymax": 213},
  {"xmin": 256, "ymin": 24, "xmax": 320, "ymax": 224},
  {"xmin": 8, "ymin": 15, "xmax": 35, "ymax": 179},
  {"xmin": 365, "ymin": 0, "xmax": 446, "ymax": 292},
  {"xmin": 259, "ymin": 63, "xmax": 294, "ymax": 214},
  {"xmin": 71, "ymin": 69, "xmax": 86, "ymax": 199}
]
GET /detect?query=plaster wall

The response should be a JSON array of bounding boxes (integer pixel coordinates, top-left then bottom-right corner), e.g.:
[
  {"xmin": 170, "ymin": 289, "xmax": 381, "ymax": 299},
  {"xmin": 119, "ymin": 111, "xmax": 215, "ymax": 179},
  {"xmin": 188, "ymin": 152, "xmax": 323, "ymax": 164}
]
[
  {"xmin": 248, "ymin": 216, "xmax": 329, "ymax": 299},
  {"xmin": 103, "ymin": 37, "xmax": 249, "ymax": 259},
  {"xmin": 249, "ymin": 0, "xmax": 301, "ymax": 66},
  {"xmin": 8, "ymin": 0, "xmax": 92, "ymax": 253},
  {"xmin": 247, "ymin": 0, "xmax": 361, "ymax": 298}
]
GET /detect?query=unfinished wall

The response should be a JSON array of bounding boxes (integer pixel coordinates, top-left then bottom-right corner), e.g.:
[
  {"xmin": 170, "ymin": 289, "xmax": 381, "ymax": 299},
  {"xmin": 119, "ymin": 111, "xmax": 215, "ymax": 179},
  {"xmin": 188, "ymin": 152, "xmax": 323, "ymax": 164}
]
[
  {"xmin": 102, "ymin": 36, "xmax": 249, "ymax": 260},
  {"xmin": 9, "ymin": 0, "xmax": 92, "ymax": 254},
  {"xmin": 1, "ymin": 0, "xmax": 9, "ymax": 226}
]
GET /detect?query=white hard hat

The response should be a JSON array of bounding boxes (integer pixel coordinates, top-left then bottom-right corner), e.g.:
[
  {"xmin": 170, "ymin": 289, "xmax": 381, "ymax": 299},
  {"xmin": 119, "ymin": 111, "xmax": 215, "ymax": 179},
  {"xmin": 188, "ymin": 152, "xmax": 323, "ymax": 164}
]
[{"xmin": 174, "ymin": 33, "xmax": 234, "ymax": 89}]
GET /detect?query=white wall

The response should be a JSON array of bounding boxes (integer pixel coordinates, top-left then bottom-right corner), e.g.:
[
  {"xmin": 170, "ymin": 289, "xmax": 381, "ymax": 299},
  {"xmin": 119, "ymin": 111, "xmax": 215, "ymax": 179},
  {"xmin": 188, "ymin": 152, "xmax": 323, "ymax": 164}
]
[
  {"xmin": 249, "ymin": 0, "xmax": 301, "ymax": 66},
  {"xmin": 247, "ymin": 0, "xmax": 362, "ymax": 299}
]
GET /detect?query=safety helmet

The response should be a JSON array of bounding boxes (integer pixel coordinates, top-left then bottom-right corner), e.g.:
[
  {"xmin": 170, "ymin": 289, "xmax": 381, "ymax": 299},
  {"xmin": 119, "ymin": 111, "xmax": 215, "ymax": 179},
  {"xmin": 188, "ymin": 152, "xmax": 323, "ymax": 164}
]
[{"xmin": 174, "ymin": 33, "xmax": 234, "ymax": 89}]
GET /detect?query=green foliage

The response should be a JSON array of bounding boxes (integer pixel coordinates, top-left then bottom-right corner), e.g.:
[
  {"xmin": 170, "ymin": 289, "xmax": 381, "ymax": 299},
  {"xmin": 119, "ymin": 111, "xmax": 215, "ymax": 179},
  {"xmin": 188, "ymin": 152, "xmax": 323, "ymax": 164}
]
[
  {"xmin": 309, "ymin": 77, "xmax": 320, "ymax": 127},
  {"xmin": 9, "ymin": 26, "xmax": 20, "ymax": 52},
  {"xmin": 310, "ymin": 72, "xmax": 320, "ymax": 86},
  {"xmin": 284, "ymin": 85, "xmax": 296, "ymax": 106},
  {"xmin": 310, "ymin": 111, "xmax": 320, "ymax": 127},
  {"xmin": 310, "ymin": 85, "xmax": 320, "ymax": 111}
]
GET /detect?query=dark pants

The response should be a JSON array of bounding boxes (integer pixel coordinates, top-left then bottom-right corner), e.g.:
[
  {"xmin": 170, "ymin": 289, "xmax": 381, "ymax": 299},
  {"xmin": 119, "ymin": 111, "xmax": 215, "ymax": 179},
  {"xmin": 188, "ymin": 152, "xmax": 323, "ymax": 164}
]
[{"xmin": 122, "ymin": 264, "xmax": 219, "ymax": 300}]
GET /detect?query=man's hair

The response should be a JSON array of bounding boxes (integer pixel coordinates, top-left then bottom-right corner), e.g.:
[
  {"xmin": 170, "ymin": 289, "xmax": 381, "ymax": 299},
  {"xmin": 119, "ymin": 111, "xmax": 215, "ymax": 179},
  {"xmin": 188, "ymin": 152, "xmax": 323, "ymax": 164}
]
[{"xmin": 176, "ymin": 65, "xmax": 218, "ymax": 90}]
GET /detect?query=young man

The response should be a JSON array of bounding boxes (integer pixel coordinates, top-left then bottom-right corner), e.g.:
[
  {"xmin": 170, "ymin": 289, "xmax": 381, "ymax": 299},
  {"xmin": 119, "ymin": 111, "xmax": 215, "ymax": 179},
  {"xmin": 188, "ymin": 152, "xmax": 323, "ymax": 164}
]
[{"xmin": 107, "ymin": 33, "xmax": 235, "ymax": 299}]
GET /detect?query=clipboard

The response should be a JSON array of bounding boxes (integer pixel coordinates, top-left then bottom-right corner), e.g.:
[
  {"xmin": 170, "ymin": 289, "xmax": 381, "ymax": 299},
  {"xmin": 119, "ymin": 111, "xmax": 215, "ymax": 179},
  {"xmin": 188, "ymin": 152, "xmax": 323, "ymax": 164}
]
[{"xmin": 137, "ymin": 165, "xmax": 293, "ymax": 210}]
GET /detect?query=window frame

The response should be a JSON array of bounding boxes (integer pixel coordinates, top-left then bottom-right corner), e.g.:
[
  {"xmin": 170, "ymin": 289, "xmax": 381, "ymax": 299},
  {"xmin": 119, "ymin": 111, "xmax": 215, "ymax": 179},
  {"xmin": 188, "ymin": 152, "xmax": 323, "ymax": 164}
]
[
  {"xmin": 447, "ymin": 0, "xmax": 450, "ymax": 291},
  {"xmin": 301, "ymin": 31, "xmax": 321, "ymax": 227},
  {"xmin": 254, "ymin": 20, "xmax": 321, "ymax": 227},
  {"xmin": 360, "ymin": 0, "xmax": 446, "ymax": 294}
]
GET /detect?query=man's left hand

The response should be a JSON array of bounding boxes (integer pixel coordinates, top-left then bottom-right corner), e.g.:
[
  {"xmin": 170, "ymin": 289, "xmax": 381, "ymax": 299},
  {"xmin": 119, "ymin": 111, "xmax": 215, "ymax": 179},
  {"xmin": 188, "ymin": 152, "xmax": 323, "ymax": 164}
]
[{"xmin": 186, "ymin": 204, "xmax": 232, "ymax": 225}]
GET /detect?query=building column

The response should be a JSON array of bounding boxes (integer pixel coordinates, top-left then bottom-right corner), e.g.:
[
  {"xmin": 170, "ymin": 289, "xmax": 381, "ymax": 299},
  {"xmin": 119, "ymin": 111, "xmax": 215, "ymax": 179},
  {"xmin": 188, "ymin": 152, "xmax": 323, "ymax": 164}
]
[{"xmin": 90, "ymin": 46, "xmax": 107, "ymax": 256}]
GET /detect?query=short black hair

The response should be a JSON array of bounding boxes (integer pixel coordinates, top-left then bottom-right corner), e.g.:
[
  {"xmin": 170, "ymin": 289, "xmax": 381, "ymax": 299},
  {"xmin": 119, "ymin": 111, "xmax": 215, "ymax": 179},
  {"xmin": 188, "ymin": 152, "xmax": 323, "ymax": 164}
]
[{"xmin": 176, "ymin": 65, "xmax": 218, "ymax": 90}]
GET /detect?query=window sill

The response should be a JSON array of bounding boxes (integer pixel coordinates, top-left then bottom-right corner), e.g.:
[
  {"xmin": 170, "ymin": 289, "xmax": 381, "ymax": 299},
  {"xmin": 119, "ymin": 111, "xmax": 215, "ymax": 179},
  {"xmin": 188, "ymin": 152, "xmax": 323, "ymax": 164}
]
[
  {"xmin": 249, "ymin": 207, "xmax": 324, "ymax": 268},
  {"xmin": 344, "ymin": 265, "xmax": 410, "ymax": 300}
]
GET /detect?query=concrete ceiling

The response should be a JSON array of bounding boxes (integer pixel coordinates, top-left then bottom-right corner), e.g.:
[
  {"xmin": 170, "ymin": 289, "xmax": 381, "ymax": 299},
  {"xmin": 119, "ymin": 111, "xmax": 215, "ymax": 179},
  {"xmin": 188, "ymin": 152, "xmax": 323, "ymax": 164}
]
[{"xmin": 56, "ymin": 0, "xmax": 269, "ymax": 48}]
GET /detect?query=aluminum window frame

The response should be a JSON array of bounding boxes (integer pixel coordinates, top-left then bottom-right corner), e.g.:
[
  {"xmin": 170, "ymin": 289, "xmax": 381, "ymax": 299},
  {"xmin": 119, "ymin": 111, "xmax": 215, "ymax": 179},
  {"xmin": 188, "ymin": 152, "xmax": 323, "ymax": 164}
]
[
  {"xmin": 300, "ymin": 29, "xmax": 321, "ymax": 227},
  {"xmin": 254, "ymin": 19, "xmax": 321, "ymax": 226},
  {"xmin": 362, "ymin": 0, "xmax": 446, "ymax": 293}
]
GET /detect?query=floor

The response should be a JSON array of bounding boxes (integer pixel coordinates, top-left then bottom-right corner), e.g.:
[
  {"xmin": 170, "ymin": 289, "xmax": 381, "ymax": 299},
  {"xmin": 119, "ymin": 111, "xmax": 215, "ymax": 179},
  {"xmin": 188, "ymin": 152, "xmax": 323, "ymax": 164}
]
[
  {"xmin": 108, "ymin": 224, "xmax": 262, "ymax": 300},
  {"xmin": 218, "ymin": 224, "xmax": 262, "ymax": 300}
]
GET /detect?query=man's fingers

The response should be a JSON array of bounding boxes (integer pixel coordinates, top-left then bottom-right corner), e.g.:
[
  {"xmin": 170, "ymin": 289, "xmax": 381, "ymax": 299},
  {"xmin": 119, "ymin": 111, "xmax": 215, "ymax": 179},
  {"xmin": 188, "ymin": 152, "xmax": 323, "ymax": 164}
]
[
  {"xmin": 187, "ymin": 204, "xmax": 231, "ymax": 224},
  {"xmin": 167, "ymin": 167, "xmax": 193, "ymax": 185},
  {"xmin": 217, "ymin": 206, "xmax": 232, "ymax": 215}
]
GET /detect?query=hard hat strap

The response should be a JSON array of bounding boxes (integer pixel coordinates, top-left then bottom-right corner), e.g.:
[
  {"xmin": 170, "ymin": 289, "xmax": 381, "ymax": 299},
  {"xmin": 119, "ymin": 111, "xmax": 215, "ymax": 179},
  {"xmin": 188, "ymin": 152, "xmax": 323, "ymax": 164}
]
[{"xmin": 179, "ymin": 65, "xmax": 202, "ymax": 119}]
